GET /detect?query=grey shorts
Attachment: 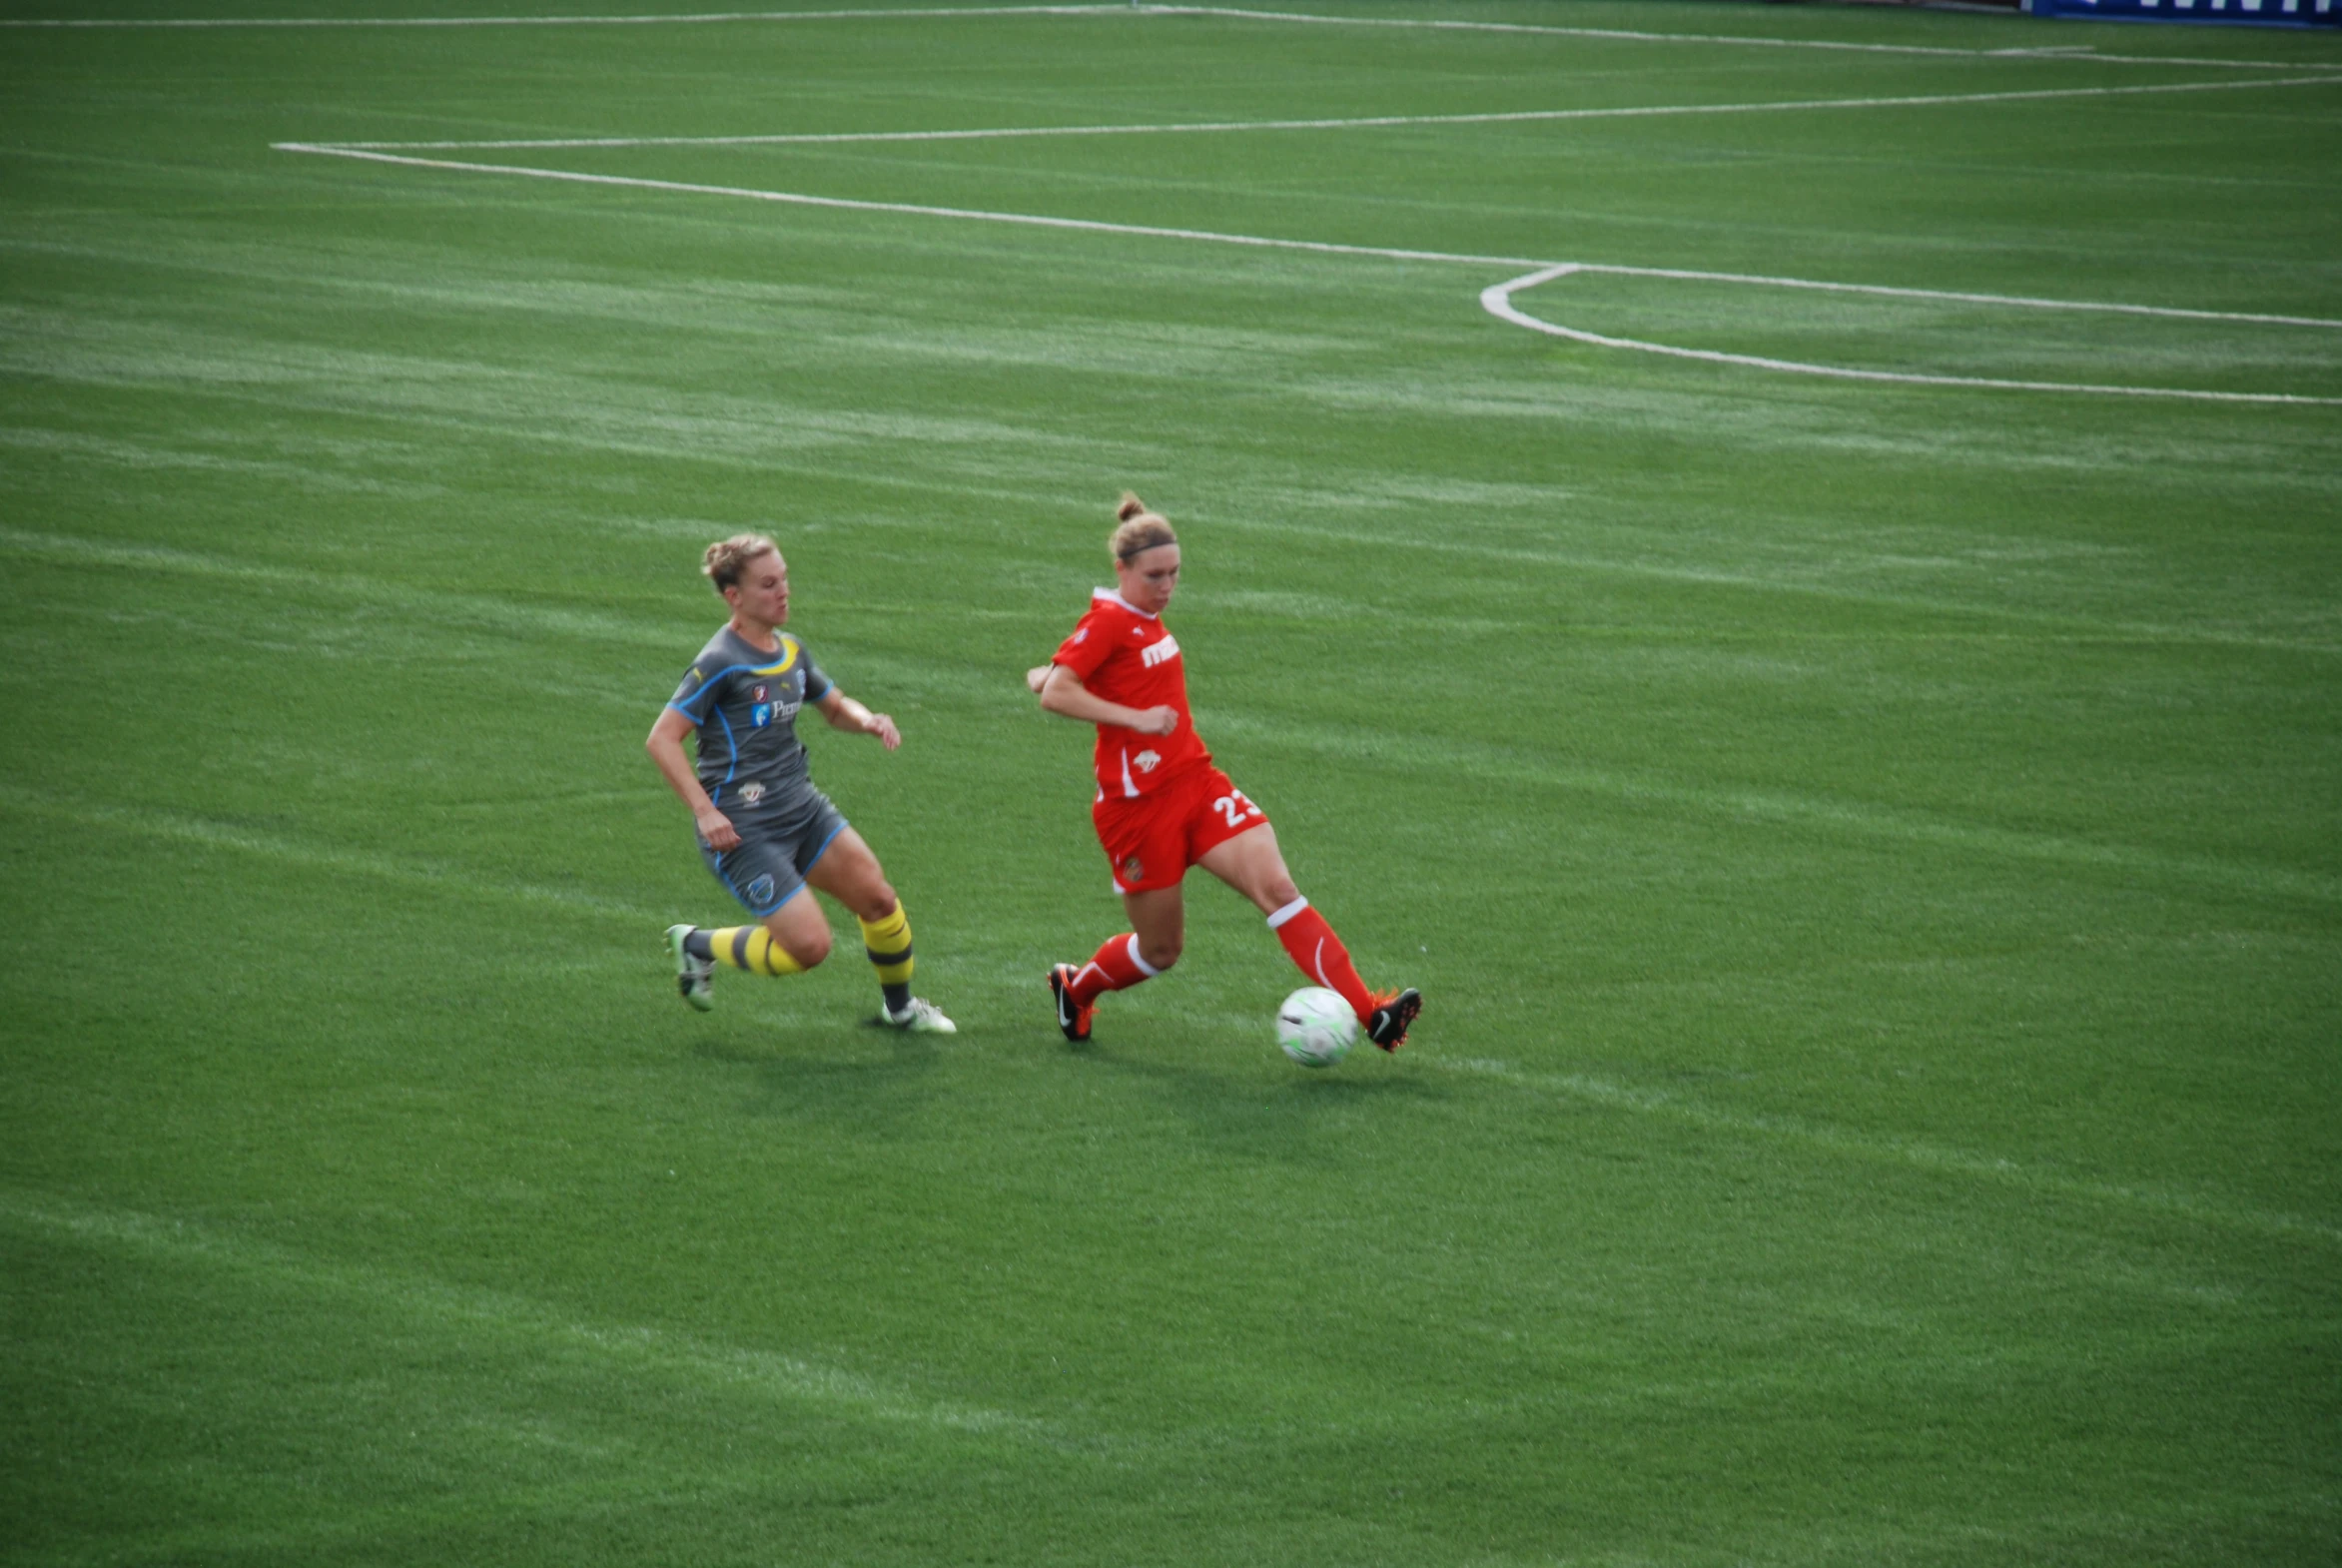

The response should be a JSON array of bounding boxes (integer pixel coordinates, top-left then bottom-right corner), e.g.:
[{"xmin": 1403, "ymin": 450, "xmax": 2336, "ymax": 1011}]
[{"xmin": 699, "ymin": 787, "xmax": 849, "ymax": 918}]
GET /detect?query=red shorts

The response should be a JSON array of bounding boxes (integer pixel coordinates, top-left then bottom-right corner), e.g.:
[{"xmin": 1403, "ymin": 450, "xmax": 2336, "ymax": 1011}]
[{"xmin": 1093, "ymin": 764, "xmax": 1268, "ymax": 894}]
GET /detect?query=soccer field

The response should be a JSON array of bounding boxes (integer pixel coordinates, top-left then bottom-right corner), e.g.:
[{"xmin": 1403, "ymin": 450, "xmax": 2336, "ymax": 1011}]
[{"xmin": 3, "ymin": 1, "xmax": 2339, "ymax": 1562}]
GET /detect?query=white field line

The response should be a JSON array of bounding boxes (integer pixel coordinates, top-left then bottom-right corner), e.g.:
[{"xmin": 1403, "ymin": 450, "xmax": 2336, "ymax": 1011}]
[
  {"xmin": 270, "ymin": 143, "xmax": 1557, "ymax": 267},
  {"xmin": 323, "ymin": 72, "xmax": 2342, "ymax": 151},
  {"xmin": 1166, "ymin": 5, "xmax": 2323, "ymax": 69},
  {"xmin": 1157, "ymin": 4, "xmax": 2326, "ymax": 69},
  {"xmin": 0, "ymin": 0, "xmax": 2317, "ymax": 69},
  {"xmin": 1482, "ymin": 266, "xmax": 2342, "ymax": 407},
  {"xmin": 274, "ymin": 141, "xmax": 2342, "ymax": 334},
  {"xmin": 0, "ymin": 4, "xmax": 1120, "ymax": 27}
]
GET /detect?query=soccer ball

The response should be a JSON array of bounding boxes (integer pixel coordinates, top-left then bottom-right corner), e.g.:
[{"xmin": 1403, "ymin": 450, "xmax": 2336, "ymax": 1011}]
[{"xmin": 1276, "ymin": 987, "xmax": 1355, "ymax": 1069}]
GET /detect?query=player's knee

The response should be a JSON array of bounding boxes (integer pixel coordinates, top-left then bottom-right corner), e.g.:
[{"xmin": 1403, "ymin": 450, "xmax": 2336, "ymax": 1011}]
[
  {"xmin": 782, "ymin": 926, "xmax": 833, "ymax": 968},
  {"xmin": 1139, "ymin": 935, "xmax": 1181, "ymax": 972},
  {"xmin": 1261, "ymin": 873, "xmax": 1301, "ymax": 912},
  {"xmin": 860, "ymin": 886, "xmax": 898, "ymax": 924}
]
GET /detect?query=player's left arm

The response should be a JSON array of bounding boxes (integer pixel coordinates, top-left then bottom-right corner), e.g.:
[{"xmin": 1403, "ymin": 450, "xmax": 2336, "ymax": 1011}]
[{"xmin": 814, "ymin": 686, "xmax": 901, "ymax": 752}]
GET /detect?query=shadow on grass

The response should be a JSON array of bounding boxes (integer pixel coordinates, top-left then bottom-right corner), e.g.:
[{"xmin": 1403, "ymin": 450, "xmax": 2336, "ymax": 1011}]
[
  {"xmin": 689, "ymin": 1018, "xmax": 948, "ymax": 1138},
  {"xmin": 1070, "ymin": 1039, "xmax": 1446, "ymax": 1166}
]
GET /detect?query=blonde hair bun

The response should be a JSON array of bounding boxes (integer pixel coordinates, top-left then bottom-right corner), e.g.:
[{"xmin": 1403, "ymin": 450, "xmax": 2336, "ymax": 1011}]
[
  {"xmin": 702, "ymin": 532, "xmax": 778, "ymax": 593},
  {"xmin": 1110, "ymin": 492, "xmax": 1176, "ymax": 562}
]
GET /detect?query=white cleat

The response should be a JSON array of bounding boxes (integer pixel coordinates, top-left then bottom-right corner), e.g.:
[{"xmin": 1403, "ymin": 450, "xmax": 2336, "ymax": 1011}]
[
  {"xmin": 667, "ymin": 924, "xmax": 714, "ymax": 1012},
  {"xmin": 880, "ymin": 997, "xmax": 957, "ymax": 1035}
]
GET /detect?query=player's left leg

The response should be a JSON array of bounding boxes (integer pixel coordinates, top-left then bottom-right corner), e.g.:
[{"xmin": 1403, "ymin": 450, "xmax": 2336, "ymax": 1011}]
[
  {"xmin": 1196, "ymin": 823, "xmax": 1420, "ymax": 1051},
  {"xmin": 1052, "ymin": 787, "xmax": 1193, "ymax": 1042},
  {"xmin": 804, "ymin": 826, "xmax": 955, "ymax": 1034}
]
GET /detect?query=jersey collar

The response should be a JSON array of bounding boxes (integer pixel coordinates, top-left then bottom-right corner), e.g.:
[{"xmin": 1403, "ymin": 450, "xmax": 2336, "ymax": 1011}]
[{"xmin": 1094, "ymin": 586, "xmax": 1158, "ymax": 620}]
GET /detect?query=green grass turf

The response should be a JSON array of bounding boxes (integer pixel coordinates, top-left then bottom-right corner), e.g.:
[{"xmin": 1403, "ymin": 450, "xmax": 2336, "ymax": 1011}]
[{"xmin": 3, "ymin": 1, "xmax": 2339, "ymax": 1562}]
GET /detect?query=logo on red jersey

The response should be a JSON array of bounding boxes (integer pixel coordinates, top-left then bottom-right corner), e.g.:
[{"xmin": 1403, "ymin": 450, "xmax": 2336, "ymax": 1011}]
[
  {"xmin": 1120, "ymin": 855, "xmax": 1145, "ymax": 882},
  {"xmin": 1141, "ymin": 633, "xmax": 1179, "ymax": 667},
  {"xmin": 1135, "ymin": 750, "xmax": 1161, "ymax": 773}
]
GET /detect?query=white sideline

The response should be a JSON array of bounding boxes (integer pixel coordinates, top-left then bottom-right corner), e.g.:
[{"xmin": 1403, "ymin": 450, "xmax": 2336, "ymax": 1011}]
[
  {"xmin": 1482, "ymin": 266, "xmax": 2342, "ymax": 407},
  {"xmin": 279, "ymin": 143, "xmax": 2342, "ymax": 409},
  {"xmin": 0, "ymin": 4, "xmax": 1120, "ymax": 26},
  {"xmin": 0, "ymin": 0, "xmax": 2316, "ymax": 69},
  {"xmin": 270, "ymin": 143, "xmax": 1557, "ymax": 267},
  {"xmin": 330, "ymin": 73, "xmax": 2342, "ymax": 150},
  {"xmin": 1161, "ymin": 5, "xmax": 2328, "ymax": 70},
  {"xmin": 272, "ymin": 145, "xmax": 2342, "ymax": 403},
  {"xmin": 274, "ymin": 142, "xmax": 2342, "ymax": 328}
]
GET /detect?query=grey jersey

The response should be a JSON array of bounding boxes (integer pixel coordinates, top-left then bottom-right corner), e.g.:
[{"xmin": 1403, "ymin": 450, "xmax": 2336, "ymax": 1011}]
[{"xmin": 667, "ymin": 625, "xmax": 834, "ymax": 814}]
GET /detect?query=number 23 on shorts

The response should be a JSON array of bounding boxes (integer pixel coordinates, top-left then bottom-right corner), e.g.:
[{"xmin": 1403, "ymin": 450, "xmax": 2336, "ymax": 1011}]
[{"xmin": 1213, "ymin": 789, "xmax": 1262, "ymax": 830}]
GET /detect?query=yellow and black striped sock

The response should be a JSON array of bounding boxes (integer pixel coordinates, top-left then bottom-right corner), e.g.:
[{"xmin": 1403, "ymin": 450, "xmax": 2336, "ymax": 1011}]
[
  {"xmin": 710, "ymin": 925, "xmax": 807, "ymax": 978},
  {"xmin": 859, "ymin": 903, "xmax": 914, "ymax": 1015}
]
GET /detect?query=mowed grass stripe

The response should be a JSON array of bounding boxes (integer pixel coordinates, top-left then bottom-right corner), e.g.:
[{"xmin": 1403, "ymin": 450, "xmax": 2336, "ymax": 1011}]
[
  {"xmin": 3, "ymin": 525, "xmax": 2328, "ymax": 910},
  {"xmin": 2, "ymin": 1192, "xmax": 1075, "ymax": 1566},
  {"xmin": 1429, "ymin": 1057, "xmax": 2342, "ymax": 1250},
  {"xmin": 8, "ymin": 763, "xmax": 2327, "ymax": 1255},
  {"xmin": 14, "ymin": 437, "xmax": 2342, "ymax": 652},
  {"xmin": 3, "ymin": 786, "xmax": 2331, "ymax": 1255},
  {"xmin": 0, "ymin": 788, "xmax": 670, "ymax": 925},
  {"xmin": 2, "ymin": 1188, "xmax": 1048, "ymax": 1436},
  {"xmin": 318, "ymin": 73, "xmax": 2342, "ymax": 151}
]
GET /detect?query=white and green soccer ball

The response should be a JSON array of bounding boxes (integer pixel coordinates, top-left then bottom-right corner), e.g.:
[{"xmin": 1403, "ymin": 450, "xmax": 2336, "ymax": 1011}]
[{"xmin": 1276, "ymin": 987, "xmax": 1355, "ymax": 1069}]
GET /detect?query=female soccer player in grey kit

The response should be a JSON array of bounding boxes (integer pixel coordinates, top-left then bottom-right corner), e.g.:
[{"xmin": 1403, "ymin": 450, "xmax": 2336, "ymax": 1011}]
[{"xmin": 647, "ymin": 534, "xmax": 954, "ymax": 1033}]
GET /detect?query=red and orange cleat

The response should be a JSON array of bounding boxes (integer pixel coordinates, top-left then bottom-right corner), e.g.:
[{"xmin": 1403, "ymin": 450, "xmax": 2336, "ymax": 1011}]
[
  {"xmin": 1364, "ymin": 988, "xmax": 1421, "ymax": 1052},
  {"xmin": 1048, "ymin": 963, "xmax": 1096, "ymax": 1044}
]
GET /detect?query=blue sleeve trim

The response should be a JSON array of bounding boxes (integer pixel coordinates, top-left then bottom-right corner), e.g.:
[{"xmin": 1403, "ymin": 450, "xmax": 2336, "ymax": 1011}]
[
  {"xmin": 713, "ymin": 708, "xmax": 739, "ymax": 787},
  {"xmin": 676, "ymin": 662, "xmax": 755, "ymax": 717}
]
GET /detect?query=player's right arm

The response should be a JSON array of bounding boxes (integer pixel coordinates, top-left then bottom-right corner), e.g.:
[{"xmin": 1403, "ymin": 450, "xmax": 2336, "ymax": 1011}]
[
  {"xmin": 645, "ymin": 705, "xmax": 740, "ymax": 851},
  {"xmin": 1030, "ymin": 664, "xmax": 1177, "ymax": 735}
]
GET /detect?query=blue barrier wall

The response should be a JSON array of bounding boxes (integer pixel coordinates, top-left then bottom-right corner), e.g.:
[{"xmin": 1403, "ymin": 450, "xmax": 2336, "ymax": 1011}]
[{"xmin": 2024, "ymin": 0, "xmax": 2337, "ymax": 24}]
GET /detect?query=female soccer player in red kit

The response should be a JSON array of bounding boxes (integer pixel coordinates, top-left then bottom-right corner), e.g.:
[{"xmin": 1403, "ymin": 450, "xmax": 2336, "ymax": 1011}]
[{"xmin": 1026, "ymin": 494, "xmax": 1421, "ymax": 1050}]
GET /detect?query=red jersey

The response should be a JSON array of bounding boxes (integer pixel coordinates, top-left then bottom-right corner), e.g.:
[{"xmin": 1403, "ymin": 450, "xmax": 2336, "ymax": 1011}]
[{"xmin": 1052, "ymin": 588, "xmax": 1212, "ymax": 798}]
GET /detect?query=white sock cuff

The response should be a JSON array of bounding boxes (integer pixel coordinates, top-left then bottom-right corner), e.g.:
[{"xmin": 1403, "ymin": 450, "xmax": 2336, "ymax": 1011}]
[
  {"xmin": 1265, "ymin": 896, "xmax": 1310, "ymax": 931},
  {"xmin": 1125, "ymin": 934, "xmax": 1163, "ymax": 978}
]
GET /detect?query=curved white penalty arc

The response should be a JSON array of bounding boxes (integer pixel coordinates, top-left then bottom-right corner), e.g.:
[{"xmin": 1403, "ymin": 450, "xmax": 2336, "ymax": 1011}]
[{"xmin": 1482, "ymin": 267, "xmax": 2342, "ymax": 407}]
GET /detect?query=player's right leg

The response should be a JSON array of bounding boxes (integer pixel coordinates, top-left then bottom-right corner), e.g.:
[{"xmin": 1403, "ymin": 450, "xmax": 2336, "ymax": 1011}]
[
  {"xmin": 1196, "ymin": 818, "xmax": 1421, "ymax": 1052},
  {"xmin": 669, "ymin": 837, "xmax": 830, "ymax": 1009},
  {"xmin": 801, "ymin": 824, "xmax": 955, "ymax": 1035}
]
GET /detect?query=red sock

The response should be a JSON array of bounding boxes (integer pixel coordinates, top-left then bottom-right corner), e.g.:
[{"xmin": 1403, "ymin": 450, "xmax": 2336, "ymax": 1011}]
[
  {"xmin": 1268, "ymin": 902, "xmax": 1374, "ymax": 1020},
  {"xmin": 1069, "ymin": 932, "xmax": 1156, "ymax": 1006}
]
